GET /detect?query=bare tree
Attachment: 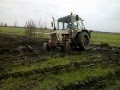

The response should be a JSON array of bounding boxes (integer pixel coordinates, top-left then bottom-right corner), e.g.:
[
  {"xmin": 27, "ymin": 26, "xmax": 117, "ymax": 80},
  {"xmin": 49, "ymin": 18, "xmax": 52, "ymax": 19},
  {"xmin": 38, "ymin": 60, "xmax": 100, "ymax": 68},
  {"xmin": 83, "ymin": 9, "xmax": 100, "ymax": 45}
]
[
  {"xmin": 43, "ymin": 21, "xmax": 47, "ymax": 30},
  {"xmin": 38, "ymin": 19, "xmax": 43, "ymax": 29},
  {"xmin": 25, "ymin": 20, "xmax": 36, "ymax": 38},
  {"xmin": 38, "ymin": 19, "xmax": 44, "ymax": 38}
]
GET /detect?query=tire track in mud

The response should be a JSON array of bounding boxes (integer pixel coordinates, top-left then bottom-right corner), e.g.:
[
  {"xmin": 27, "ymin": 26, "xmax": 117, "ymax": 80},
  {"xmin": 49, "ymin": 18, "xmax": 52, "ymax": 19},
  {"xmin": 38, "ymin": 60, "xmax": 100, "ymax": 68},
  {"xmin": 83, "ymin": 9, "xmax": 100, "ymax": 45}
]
[
  {"xmin": 0, "ymin": 57, "xmax": 104, "ymax": 80},
  {"xmin": 61, "ymin": 69, "xmax": 120, "ymax": 90},
  {"xmin": 0, "ymin": 45, "xmax": 119, "ymax": 81}
]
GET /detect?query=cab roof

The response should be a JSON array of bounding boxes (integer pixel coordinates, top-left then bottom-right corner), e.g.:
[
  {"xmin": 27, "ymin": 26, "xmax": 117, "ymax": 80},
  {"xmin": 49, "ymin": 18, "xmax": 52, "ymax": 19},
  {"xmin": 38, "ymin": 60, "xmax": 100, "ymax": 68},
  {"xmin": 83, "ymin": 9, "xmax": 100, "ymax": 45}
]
[{"xmin": 58, "ymin": 15, "xmax": 81, "ymax": 23}]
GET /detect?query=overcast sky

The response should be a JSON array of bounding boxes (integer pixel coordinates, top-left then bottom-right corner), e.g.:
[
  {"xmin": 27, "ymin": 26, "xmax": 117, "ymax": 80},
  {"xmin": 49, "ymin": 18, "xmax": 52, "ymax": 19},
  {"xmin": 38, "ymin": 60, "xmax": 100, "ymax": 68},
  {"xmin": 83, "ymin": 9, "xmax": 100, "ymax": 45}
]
[{"xmin": 0, "ymin": 0, "xmax": 120, "ymax": 32}]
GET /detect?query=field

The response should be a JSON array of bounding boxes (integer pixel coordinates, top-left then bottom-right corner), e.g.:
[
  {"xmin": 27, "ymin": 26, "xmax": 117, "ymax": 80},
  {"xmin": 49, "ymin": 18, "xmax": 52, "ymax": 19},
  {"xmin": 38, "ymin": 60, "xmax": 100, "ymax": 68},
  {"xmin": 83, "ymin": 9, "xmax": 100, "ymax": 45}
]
[
  {"xmin": 0, "ymin": 27, "xmax": 120, "ymax": 90},
  {"xmin": 92, "ymin": 32, "xmax": 120, "ymax": 46}
]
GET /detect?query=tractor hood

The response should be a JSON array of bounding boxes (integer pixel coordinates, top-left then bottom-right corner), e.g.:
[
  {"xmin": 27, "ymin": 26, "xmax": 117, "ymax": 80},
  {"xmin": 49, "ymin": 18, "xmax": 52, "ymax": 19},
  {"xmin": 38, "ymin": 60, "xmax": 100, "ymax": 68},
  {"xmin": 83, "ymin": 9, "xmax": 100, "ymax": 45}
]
[
  {"xmin": 50, "ymin": 30, "xmax": 69, "ymax": 34},
  {"xmin": 50, "ymin": 30, "xmax": 70, "ymax": 41}
]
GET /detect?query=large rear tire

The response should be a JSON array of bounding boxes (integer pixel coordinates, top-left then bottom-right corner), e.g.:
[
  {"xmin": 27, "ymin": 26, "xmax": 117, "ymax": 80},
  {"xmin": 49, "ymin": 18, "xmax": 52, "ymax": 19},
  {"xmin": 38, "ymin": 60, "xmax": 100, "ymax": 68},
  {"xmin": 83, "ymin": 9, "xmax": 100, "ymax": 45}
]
[{"xmin": 77, "ymin": 31, "xmax": 90, "ymax": 50}]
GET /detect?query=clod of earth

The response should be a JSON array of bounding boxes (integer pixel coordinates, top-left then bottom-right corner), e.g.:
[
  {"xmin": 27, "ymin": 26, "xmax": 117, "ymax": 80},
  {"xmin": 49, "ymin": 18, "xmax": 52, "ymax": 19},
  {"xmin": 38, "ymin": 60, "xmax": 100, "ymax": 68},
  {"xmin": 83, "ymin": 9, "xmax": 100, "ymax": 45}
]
[{"xmin": 16, "ymin": 45, "xmax": 34, "ymax": 53}]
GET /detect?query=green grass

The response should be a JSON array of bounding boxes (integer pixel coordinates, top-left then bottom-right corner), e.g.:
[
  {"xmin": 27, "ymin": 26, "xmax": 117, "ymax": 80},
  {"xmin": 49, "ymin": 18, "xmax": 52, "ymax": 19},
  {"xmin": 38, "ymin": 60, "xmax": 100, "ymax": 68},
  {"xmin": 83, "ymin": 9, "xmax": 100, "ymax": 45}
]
[
  {"xmin": 92, "ymin": 32, "xmax": 120, "ymax": 46},
  {"xmin": 0, "ymin": 26, "xmax": 51, "ymax": 38},
  {"xmin": 35, "ymin": 78, "xmax": 60, "ymax": 90},
  {"xmin": 0, "ymin": 27, "xmax": 25, "ymax": 35}
]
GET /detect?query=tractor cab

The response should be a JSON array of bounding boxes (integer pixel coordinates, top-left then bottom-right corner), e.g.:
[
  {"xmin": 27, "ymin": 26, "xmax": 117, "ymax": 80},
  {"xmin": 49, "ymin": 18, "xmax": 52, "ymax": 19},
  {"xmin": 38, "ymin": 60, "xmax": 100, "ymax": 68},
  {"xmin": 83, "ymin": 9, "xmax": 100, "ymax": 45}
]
[
  {"xmin": 51, "ymin": 14, "xmax": 88, "ymax": 42},
  {"xmin": 57, "ymin": 14, "xmax": 86, "ymax": 30}
]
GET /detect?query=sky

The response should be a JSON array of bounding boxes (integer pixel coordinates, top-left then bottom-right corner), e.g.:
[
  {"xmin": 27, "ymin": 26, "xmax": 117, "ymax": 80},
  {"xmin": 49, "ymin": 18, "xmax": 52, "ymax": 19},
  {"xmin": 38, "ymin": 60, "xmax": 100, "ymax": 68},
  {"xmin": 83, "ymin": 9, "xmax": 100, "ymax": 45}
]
[{"xmin": 0, "ymin": 0, "xmax": 120, "ymax": 32}]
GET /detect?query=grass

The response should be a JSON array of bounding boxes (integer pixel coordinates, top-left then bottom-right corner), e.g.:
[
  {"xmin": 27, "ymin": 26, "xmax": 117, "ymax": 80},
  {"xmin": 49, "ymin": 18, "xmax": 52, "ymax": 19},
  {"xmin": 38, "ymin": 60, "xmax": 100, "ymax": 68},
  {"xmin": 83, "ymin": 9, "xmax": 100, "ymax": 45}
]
[
  {"xmin": 92, "ymin": 32, "xmax": 120, "ymax": 46},
  {"xmin": 35, "ymin": 78, "xmax": 60, "ymax": 90},
  {"xmin": 0, "ymin": 26, "xmax": 51, "ymax": 38},
  {"xmin": 0, "ymin": 27, "xmax": 25, "ymax": 36}
]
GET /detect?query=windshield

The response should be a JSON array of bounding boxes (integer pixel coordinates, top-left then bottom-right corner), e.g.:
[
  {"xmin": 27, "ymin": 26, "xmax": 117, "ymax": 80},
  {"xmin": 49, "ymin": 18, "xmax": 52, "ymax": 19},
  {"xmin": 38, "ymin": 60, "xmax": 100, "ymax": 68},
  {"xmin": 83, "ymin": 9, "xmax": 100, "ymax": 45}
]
[
  {"xmin": 58, "ymin": 22, "xmax": 69, "ymax": 30},
  {"xmin": 58, "ymin": 20, "xmax": 85, "ymax": 30}
]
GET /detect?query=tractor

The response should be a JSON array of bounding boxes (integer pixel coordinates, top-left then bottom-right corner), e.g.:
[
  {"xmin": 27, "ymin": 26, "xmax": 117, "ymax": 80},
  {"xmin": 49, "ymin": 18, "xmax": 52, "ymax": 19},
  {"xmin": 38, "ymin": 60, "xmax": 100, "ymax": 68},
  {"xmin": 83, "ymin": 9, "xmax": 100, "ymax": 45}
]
[{"xmin": 43, "ymin": 13, "xmax": 91, "ymax": 51}]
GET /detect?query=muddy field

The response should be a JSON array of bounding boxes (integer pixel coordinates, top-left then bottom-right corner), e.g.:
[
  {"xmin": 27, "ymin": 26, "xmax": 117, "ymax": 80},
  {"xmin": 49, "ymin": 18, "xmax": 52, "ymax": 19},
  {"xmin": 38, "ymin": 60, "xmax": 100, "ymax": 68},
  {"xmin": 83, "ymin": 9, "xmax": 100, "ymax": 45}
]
[{"xmin": 0, "ymin": 33, "xmax": 120, "ymax": 90}]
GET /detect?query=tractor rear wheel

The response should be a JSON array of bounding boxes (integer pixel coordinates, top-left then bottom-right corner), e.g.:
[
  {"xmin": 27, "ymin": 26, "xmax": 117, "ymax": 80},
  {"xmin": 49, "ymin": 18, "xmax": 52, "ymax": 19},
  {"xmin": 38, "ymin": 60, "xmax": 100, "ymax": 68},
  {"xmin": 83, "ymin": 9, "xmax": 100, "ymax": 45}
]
[{"xmin": 77, "ymin": 31, "xmax": 90, "ymax": 50}]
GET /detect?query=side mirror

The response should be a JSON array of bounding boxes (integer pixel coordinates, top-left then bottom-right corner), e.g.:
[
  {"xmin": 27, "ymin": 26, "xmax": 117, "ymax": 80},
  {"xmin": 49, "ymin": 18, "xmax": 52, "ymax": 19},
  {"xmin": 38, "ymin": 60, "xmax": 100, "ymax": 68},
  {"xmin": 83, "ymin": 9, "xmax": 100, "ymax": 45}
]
[
  {"xmin": 51, "ymin": 22, "xmax": 53, "ymax": 27},
  {"xmin": 76, "ymin": 15, "xmax": 79, "ymax": 21}
]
